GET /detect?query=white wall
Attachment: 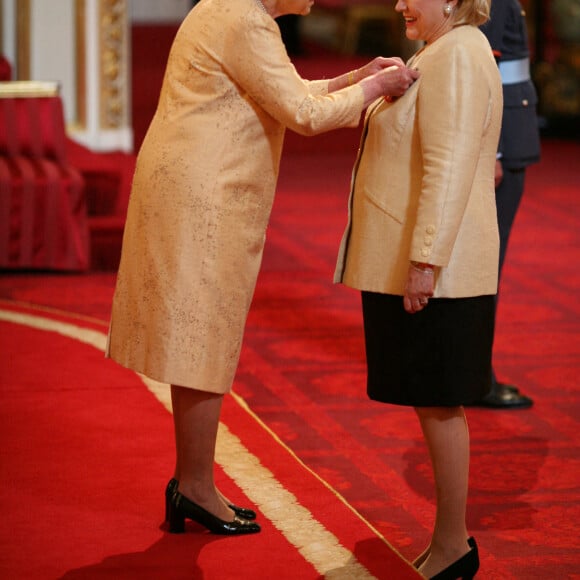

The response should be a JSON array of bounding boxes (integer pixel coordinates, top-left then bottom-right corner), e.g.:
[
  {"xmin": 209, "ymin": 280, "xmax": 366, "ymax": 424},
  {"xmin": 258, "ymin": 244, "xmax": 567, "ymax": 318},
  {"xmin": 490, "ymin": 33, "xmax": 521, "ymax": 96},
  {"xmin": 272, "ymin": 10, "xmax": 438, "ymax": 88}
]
[
  {"xmin": 129, "ymin": 0, "xmax": 192, "ymax": 23},
  {"xmin": 0, "ymin": 0, "xmax": 191, "ymax": 150},
  {"xmin": 0, "ymin": 0, "xmax": 76, "ymax": 119},
  {"xmin": 30, "ymin": 0, "xmax": 76, "ymax": 120},
  {"xmin": 2, "ymin": 0, "xmax": 17, "ymax": 73}
]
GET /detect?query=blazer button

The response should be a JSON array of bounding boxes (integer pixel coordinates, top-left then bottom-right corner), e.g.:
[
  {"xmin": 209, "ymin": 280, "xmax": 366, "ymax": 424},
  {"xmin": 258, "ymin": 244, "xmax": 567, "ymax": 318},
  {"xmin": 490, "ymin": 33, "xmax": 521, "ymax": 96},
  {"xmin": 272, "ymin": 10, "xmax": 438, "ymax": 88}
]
[
  {"xmin": 522, "ymin": 99, "xmax": 529, "ymax": 106},
  {"xmin": 426, "ymin": 225, "xmax": 436, "ymax": 235},
  {"xmin": 421, "ymin": 248, "xmax": 430, "ymax": 258}
]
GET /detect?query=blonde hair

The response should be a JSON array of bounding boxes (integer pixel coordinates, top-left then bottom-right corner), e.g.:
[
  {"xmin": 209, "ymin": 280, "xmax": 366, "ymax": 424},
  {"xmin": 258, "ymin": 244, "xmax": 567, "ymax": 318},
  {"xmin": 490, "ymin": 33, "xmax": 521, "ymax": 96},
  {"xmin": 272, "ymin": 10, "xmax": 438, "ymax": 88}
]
[{"xmin": 453, "ymin": 0, "xmax": 491, "ymax": 27}]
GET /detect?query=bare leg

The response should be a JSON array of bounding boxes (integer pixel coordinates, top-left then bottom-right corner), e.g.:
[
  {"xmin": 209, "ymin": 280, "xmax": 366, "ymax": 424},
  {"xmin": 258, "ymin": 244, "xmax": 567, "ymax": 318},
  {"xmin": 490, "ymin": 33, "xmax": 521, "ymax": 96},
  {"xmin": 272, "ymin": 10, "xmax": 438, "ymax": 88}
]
[
  {"xmin": 171, "ymin": 384, "xmax": 234, "ymax": 521},
  {"xmin": 414, "ymin": 406, "xmax": 471, "ymax": 578}
]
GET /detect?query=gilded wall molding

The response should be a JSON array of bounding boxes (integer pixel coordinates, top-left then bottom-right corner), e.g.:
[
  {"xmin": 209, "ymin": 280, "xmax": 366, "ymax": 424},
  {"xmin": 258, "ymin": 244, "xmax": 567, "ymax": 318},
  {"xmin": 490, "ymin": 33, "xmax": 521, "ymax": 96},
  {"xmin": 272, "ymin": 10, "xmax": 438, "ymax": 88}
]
[
  {"xmin": 75, "ymin": 0, "xmax": 86, "ymax": 128},
  {"xmin": 16, "ymin": 0, "xmax": 31, "ymax": 80},
  {"xmin": 99, "ymin": 0, "xmax": 127, "ymax": 129}
]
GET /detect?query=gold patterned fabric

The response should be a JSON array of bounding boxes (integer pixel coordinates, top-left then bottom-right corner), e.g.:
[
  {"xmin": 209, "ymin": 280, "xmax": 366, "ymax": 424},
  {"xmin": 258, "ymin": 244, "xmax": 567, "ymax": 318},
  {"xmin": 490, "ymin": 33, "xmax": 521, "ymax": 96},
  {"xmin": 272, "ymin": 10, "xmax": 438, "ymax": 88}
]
[
  {"xmin": 106, "ymin": 0, "xmax": 364, "ymax": 392},
  {"xmin": 335, "ymin": 26, "xmax": 503, "ymax": 298}
]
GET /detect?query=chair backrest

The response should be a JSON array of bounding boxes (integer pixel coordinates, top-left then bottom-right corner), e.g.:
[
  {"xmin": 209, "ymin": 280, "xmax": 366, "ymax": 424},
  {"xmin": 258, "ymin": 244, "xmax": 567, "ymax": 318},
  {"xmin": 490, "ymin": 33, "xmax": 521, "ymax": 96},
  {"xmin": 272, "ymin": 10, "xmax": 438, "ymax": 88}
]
[
  {"xmin": 0, "ymin": 81, "xmax": 68, "ymax": 162},
  {"xmin": 0, "ymin": 55, "xmax": 12, "ymax": 81}
]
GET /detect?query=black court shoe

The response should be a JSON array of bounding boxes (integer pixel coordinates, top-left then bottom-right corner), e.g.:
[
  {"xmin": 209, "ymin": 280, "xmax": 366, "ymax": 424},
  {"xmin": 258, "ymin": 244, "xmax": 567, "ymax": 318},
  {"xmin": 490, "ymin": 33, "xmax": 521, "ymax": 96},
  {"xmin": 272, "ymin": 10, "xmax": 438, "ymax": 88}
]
[
  {"xmin": 165, "ymin": 478, "xmax": 257, "ymax": 521},
  {"xmin": 430, "ymin": 537, "xmax": 479, "ymax": 580},
  {"xmin": 168, "ymin": 489, "xmax": 261, "ymax": 535}
]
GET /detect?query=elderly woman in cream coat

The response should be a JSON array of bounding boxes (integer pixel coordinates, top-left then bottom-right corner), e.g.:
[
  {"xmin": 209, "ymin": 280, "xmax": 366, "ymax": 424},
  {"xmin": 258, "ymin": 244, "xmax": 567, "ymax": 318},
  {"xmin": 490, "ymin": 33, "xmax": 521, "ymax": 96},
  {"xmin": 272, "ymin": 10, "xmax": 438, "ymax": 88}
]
[
  {"xmin": 335, "ymin": 0, "xmax": 502, "ymax": 577},
  {"xmin": 107, "ymin": 0, "xmax": 418, "ymax": 537}
]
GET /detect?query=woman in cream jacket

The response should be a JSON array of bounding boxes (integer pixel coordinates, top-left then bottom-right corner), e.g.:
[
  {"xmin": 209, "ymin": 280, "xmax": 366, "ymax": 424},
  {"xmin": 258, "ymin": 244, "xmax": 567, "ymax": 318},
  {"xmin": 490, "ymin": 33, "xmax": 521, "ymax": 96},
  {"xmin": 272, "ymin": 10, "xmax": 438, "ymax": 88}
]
[
  {"xmin": 107, "ymin": 0, "xmax": 418, "ymax": 536},
  {"xmin": 335, "ymin": 0, "xmax": 502, "ymax": 577}
]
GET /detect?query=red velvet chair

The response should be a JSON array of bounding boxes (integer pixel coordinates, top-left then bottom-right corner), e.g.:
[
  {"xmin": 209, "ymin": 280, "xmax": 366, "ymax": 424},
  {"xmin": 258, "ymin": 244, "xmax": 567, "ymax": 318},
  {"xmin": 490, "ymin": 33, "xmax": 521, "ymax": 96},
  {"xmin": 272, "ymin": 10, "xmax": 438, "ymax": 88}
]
[
  {"xmin": 0, "ymin": 82, "xmax": 90, "ymax": 271},
  {"xmin": 0, "ymin": 55, "xmax": 12, "ymax": 81}
]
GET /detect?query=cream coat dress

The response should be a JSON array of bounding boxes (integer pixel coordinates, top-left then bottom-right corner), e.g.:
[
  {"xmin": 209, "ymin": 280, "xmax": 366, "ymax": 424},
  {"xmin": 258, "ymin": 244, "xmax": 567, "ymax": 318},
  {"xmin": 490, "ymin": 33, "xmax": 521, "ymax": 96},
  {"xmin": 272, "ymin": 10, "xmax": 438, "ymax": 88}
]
[
  {"xmin": 335, "ymin": 26, "xmax": 503, "ymax": 298},
  {"xmin": 106, "ymin": 0, "xmax": 365, "ymax": 393}
]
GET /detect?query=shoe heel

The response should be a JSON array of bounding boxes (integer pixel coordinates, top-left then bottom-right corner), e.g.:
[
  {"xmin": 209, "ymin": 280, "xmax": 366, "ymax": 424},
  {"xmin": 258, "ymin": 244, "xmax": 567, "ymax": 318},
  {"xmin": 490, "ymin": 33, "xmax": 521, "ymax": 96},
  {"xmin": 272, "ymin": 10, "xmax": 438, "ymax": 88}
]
[
  {"xmin": 429, "ymin": 537, "xmax": 479, "ymax": 579},
  {"xmin": 165, "ymin": 494, "xmax": 170, "ymax": 523},
  {"xmin": 165, "ymin": 478, "xmax": 178, "ymax": 523},
  {"xmin": 168, "ymin": 499, "xmax": 185, "ymax": 534}
]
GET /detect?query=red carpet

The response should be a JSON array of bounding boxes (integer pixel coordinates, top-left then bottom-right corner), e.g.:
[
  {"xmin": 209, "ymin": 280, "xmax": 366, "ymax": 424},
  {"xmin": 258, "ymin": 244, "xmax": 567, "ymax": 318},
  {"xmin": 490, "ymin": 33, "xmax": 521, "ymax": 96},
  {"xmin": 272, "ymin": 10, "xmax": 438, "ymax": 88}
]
[
  {"xmin": 1, "ymin": 137, "xmax": 579, "ymax": 579},
  {"xmin": 0, "ymin": 301, "xmax": 418, "ymax": 579}
]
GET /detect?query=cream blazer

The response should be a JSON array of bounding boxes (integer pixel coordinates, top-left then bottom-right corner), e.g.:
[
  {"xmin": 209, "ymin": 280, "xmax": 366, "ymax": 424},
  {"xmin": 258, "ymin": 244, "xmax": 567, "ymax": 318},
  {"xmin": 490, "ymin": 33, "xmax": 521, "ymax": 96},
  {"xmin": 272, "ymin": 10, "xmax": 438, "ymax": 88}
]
[{"xmin": 335, "ymin": 26, "xmax": 503, "ymax": 298}]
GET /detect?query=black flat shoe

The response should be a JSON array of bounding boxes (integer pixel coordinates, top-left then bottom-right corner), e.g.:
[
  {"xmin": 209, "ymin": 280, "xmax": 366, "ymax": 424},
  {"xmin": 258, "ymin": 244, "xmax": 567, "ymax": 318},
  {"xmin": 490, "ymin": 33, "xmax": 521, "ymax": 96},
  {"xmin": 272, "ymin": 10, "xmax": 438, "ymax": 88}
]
[
  {"xmin": 497, "ymin": 382, "xmax": 518, "ymax": 394},
  {"xmin": 165, "ymin": 478, "xmax": 257, "ymax": 521},
  {"xmin": 474, "ymin": 384, "xmax": 533, "ymax": 409},
  {"xmin": 168, "ymin": 490, "xmax": 261, "ymax": 535},
  {"xmin": 430, "ymin": 537, "xmax": 479, "ymax": 580}
]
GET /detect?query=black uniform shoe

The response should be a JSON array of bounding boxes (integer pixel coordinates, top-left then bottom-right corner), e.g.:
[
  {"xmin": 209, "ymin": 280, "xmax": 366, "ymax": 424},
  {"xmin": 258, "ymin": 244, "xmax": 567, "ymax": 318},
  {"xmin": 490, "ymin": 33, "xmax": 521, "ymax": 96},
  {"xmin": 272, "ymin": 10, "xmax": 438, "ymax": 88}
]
[{"xmin": 476, "ymin": 383, "xmax": 534, "ymax": 409}]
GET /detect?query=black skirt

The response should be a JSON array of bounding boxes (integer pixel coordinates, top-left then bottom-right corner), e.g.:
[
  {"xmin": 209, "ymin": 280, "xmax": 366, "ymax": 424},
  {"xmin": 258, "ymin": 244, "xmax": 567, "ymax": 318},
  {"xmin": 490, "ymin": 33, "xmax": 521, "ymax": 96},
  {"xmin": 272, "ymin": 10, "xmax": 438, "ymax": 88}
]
[{"xmin": 361, "ymin": 292, "xmax": 495, "ymax": 407}]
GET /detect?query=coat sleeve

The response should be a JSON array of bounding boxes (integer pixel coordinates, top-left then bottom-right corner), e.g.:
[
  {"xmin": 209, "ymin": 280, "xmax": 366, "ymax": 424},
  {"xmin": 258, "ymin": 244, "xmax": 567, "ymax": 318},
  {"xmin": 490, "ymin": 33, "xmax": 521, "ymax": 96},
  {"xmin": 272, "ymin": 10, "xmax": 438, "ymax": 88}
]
[
  {"xmin": 222, "ymin": 11, "xmax": 364, "ymax": 136},
  {"xmin": 480, "ymin": 0, "xmax": 509, "ymax": 57},
  {"xmin": 410, "ymin": 40, "xmax": 495, "ymax": 266},
  {"xmin": 480, "ymin": 0, "xmax": 508, "ymax": 157},
  {"xmin": 481, "ymin": 0, "xmax": 541, "ymax": 166}
]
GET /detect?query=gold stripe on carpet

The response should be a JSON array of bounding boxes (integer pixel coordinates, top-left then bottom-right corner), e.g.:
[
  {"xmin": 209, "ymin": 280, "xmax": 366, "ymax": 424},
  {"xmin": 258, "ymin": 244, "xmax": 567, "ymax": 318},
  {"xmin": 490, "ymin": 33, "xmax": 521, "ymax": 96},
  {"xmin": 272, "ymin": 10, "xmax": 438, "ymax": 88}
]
[{"xmin": 0, "ymin": 307, "xmax": 381, "ymax": 579}]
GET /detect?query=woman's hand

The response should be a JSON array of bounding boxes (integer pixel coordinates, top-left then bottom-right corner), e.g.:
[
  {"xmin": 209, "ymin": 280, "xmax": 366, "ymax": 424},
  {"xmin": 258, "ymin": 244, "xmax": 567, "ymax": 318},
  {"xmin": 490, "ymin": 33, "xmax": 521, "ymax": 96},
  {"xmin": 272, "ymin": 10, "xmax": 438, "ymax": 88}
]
[
  {"xmin": 376, "ymin": 64, "xmax": 420, "ymax": 97},
  {"xmin": 356, "ymin": 56, "xmax": 406, "ymax": 79},
  {"xmin": 403, "ymin": 263, "xmax": 435, "ymax": 314},
  {"xmin": 359, "ymin": 65, "xmax": 419, "ymax": 107},
  {"xmin": 330, "ymin": 57, "xmax": 408, "ymax": 92}
]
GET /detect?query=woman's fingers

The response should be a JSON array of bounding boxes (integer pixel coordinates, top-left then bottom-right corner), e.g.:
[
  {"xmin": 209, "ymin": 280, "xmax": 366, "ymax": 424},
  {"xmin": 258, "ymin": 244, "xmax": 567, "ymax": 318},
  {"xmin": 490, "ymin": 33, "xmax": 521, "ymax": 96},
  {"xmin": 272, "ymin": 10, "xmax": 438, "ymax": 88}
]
[
  {"xmin": 404, "ymin": 294, "xmax": 430, "ymax": 314},
  {"xmin": 383, "ymin": 66, "xmax": 419, "ymax": 96}
]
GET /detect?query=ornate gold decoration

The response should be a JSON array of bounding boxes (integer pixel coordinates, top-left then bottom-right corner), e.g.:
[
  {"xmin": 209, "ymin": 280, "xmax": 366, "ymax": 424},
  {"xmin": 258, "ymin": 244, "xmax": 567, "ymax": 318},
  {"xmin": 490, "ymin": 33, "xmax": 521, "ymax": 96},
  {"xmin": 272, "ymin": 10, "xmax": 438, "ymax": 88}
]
[
  {"xmin": 0, "ymin": 80, "xmax": 60, "ymax": 98},
  {"xmin": 75, "ymin": 0, "xmax": 86, "ymax": 128},
  {"xmin": 99, "ymin": 0, "xmax": 127, "ymax": 129},
  {"xmin": 16, "ymin": 0, "xmax": 31, "ymax": 80}
]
